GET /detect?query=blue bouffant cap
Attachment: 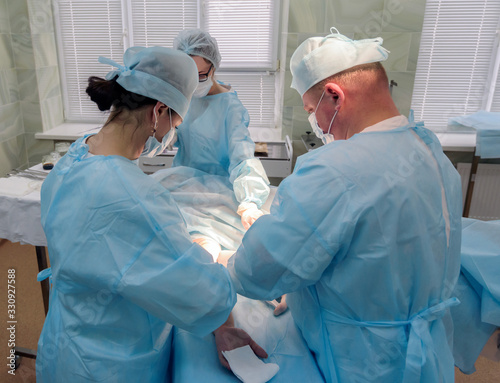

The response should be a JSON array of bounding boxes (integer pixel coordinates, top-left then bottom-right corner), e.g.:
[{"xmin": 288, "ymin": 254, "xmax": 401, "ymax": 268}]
[{"xmin": 98, "ymin": 46, "xmax": 198, "ymax": 119}]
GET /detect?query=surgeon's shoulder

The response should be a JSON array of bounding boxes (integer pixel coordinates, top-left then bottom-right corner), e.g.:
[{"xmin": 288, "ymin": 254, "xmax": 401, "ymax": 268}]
[
  {"xmin": 221, "ymin": 90, "xmax": 246, "ymax": 110},
  {"xmin": 294, "ymin": 141, "xmax": 350, "ymax": 175},
  {"xmin": 101, "ymin": 156, "xmax": 170, "ymax": 199},
  {"xmin": 286, "ymin": 143, "xmax": 354, "ymax": 195}
]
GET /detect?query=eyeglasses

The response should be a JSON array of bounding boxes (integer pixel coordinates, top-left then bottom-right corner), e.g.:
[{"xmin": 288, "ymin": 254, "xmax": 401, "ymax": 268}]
[{"xmin": 198, "ymin": 64, "xmax": 213, "ymax": 82}]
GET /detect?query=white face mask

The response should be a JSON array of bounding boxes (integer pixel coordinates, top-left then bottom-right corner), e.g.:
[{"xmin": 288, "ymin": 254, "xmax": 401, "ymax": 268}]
[
  {"xmin": 141, "ymin": 108, "xmax": 177, "ymax": 158},
  {"xmin": 193, "ymin": 77, "xmax": 213, "ymax": 98},
  {"xmin": 307, "ymin": 90, "xmax": 338, "ymax": 145}
]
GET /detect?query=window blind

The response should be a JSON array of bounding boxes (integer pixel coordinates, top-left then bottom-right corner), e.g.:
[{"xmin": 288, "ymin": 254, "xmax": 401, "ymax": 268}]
[
  {"xmin": 54, "ymin": 0, "xmax": 280, "ymax": 130},
  {"xmin": 411, "ymin": 0, "xmax": 500, "ymax": 132},
  {"xmin": 55, "ymin": 0, "xmax": 124, "ymax": 121},
  {"xmin": 217, "ymin": 72, "xmax": 276, "ymax": 129},
  {"xmin": 202, "ymin": 0, "xmax": 276, "ymax": 70},
  {"xmin": 129, "ymin": 0, "xmax": 198, "ymax": 47}
]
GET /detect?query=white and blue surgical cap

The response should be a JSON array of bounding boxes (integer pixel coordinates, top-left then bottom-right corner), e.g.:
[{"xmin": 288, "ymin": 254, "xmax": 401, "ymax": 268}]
[
  {"xmin": 290, "ymin": 27, "xmax": 389, "ymax": 96},
  {"xmin": 173, "ymin": 29, "xmax": 222, "ymax": 69},
  {"xmin": 98, "ymin": 46, "xmax": 198, "ymax": 119}
]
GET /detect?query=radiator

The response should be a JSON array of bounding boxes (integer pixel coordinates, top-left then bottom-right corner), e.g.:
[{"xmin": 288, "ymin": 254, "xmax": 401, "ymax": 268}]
[{"xmin": 457, "ymin": 163, "xmax": 500, "ymax": 220}]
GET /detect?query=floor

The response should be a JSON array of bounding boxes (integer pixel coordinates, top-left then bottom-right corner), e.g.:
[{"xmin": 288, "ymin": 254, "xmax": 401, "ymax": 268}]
[{"xmin": 0, "ymin": 239, "xmax": 498, "ymax": 382}]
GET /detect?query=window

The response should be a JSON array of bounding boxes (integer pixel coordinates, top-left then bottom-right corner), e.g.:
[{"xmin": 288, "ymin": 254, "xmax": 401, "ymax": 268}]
[
  {"xmin": 411, "ymin": 0, "xmax": 500, "ymax": 132},
  {"xmin": 53, "ymin": 0, "xmax": 281, "ymax": 133}
]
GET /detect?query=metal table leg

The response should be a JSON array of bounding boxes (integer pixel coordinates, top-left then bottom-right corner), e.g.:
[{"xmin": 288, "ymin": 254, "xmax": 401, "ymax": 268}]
[
  {"xmin": 463, "ymin": 151, "xmax": 480, "ymax": 218},
  {"xmin": 35, "ymin": 246, "xmax": 49, "ymax": 316}
]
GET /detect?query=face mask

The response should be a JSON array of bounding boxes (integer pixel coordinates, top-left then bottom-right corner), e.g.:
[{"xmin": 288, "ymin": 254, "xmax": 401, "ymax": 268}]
[
  {"xmin": 193, "ymin": 77, "xmax": 213, "ymax": 98},
  {"xmin": 308, "ymin": 90, "xmax": 338, "ymax": 145},
  {"xmin": 141, "ymin": 109, "xmax": 177, "ymax": 158}
]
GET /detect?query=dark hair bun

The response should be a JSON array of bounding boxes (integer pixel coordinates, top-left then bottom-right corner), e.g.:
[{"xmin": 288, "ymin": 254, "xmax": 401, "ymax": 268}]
[
  {"xmin": 86, "ymin": 75, "xmax": 158, "ymax": 112},
  {"xmin": 86, "ymin": 76, "xmax": 123, "ymax": 111}
]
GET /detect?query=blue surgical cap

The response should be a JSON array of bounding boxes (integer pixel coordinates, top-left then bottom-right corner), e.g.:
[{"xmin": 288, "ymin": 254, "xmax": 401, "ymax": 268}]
[
  {"xmin": 98, "ymin": 46, "xmax": 198, "ymax": 119},
  {"xmin": 290, "ymin": 27, "xmax": 389, "ymax": 96},
  {"xmin": 173, "ymin": 29, "xmax": 221, "ymax": 69}
]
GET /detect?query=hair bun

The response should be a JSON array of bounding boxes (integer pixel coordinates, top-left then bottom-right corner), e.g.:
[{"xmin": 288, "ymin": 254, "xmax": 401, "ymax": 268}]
[{"xmin": 86, "ymin": 76, "xmax": 121, "ymax": 111}]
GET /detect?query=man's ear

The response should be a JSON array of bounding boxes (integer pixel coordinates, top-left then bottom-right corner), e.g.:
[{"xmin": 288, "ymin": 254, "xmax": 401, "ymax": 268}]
[{"xmin": 325, "ymin": 83, "xmax": 344, "ymax": 110}]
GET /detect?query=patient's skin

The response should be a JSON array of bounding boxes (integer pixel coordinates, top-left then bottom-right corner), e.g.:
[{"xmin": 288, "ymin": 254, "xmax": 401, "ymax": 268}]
[{"xmin": 217, "ymin": 251, "xmax": 233, "ymax": 267}]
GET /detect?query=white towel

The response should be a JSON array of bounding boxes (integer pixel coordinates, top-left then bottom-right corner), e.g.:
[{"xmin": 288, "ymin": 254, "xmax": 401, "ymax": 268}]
[
  {"xmin": 0, "ymin": 176, "xmax": 42, "ymax": 197},
  {"xmin": 222, "ymin": 345, "xmax": 279, "ymax": 383}
]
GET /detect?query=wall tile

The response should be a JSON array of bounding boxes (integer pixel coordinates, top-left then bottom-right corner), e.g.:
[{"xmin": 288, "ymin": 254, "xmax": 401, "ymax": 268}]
[
  {"xmin": 0, "ymin": 0, "xmax": 10, "ymax": 33},
  {"xmin": 36, "ymin": 66, "xmax": 60, "ymax": 101},
  {"xmin": 25, "ymin": 131, "xmax": 54, "ymax": 166},
  {"xmin": 0, "ymin": 102, "xmax": 23, "ymax": 142},
  {"xmin": 288, "ymin": 0, "xmax": 326, "ymax": 33},
  {"xmin": 0, "ymin": 134, "xmax": 25, "ymax": 176},
  {"xmin": 291, "ymin": 140, "xmax": 308, "ymax": 166},
  {"xmin": 20, "ymin": 100, "xmax": 42, "ymax": 133},
  {"xmin": 27, "ymin": 0, "xmax": 54, "ymax": 34},
  {"xmin": 16, "ymin": 133, "xmax": 28, "ymax": 169},
  {"xmin": 17, "ymin": 68, "xmax": 39, "ymax": 102},
  {"xmin": 282, "ymin": 106, "xmax": 293, "ymax": 140},
  {"xmin": 8, "ymin": 0, "xmax": 30, "ymax": 34},
  {"xmin": 0, "ymin": 34, "xmax": 15, "ymax": 69},
  {"xmin": 284, "ymin": 71, "xmax": 303, "ymax": 107},
  {"xmin": 0, "ymin": 69, "xmax": 19, "ymax": 106},
  {"xmin": 33, "ymin": 33, "xmax": 58, "ymax": 68},
  {"xmin": 407, "ymin": 32, "xmax": 421, "ymax": 72},
  {"xmin": 41, "ymin": 95, "xmax": 64, "ymax": 131},
  {"xmin": 383, "ymin": 0, "xmax": 426, "ymax": 32},
  {"xmin": 297, "ymin": 32, "xmax": 326, "ymax": 46},
  {"xmin": 386, "ymin": 71, "xmax": 415, "ymax": 116},
  {"xmin": 366, "ymin": 32, "xmax": 411, "ymax": 72},
  {"xmin": 285, "ymin": 33, "xmax": 298, "ymax": 70},
  {"xmin": 326, "ymin": 0, "xmax": 385, "ymax": 37},
  {"xmin": 291, "ymin": 106, "xmax": 310, "ymax": 140},
  {"xmin": 11, "ymin": 33, "xmax": 35, "ymax": 69}
]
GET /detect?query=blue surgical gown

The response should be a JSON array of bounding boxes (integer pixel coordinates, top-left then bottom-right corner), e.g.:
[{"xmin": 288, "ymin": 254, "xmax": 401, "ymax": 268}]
[
  {"xmin": 451, "ymin": 218, "xmax": 500, "ymax": 373},
  {"xmin": 228, "ymin": 119, "xmax": 463, "ymax": 383},
  {"xmin": 36, "ymin": 136, "xmax": 236, "ymax": 383},
  {"xmin": 173, "ymin": 89, "xmax": 270, "ymax": 208},
  {"xmin": 155, "ymin": 89, "xmax": 270, "ymax": 250}
]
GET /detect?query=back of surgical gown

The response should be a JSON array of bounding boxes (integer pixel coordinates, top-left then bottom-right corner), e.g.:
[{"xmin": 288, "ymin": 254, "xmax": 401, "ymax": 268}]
[
  {"xmin": 36, "ymin": 137, "xmax": 236, "ymax": 383},
  {"xmin": 229, "ymin": 122, "xmax": 463, "ymax": 383}
]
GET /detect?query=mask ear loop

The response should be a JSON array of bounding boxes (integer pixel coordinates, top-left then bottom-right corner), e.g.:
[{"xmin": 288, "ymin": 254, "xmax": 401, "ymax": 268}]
[
  {"xmin": 327, "ymin": 109, "xmax": 338, "ymax": 135},
  {"xmin": 168, "ymin": 108, "xmax": 172, "ymax": 131},
  {"xmin": 152, "ymin": 105, "xmax": 159, "ymax": 138}
]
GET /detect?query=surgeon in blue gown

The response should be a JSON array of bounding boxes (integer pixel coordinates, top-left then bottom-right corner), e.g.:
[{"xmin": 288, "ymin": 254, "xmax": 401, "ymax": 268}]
[
  {"xmin": 36, "ymin": 47, "xmax": 255, "ymax": 383},
  {"xmin": 152, "ymin": 29, "xmax": 270, "ymax": 261},
  {"xmin": 227, "ymin": 28, "xmax": 464, "ymax": 383}
]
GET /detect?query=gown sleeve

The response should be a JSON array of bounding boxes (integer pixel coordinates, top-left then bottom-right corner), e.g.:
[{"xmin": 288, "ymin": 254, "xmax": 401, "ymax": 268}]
[
  {"xmin": 67, "ymin": 169, "xmax": 236, "ymax": 337},
  {"xmin": 225, "ymin": 98, "xmax": 270, "ymax": 208},
  {"xmin": 227, "ymin": 157, "xmax": 357, "ymax": 300}
]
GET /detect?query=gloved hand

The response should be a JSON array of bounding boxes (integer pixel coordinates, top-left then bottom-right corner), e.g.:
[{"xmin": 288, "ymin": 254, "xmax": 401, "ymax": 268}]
[
  {"xmin": 214, "ymin": 324, "xmax": 268, "ymax": 371},
  {"xmin": 273, "ymin": 295, "xmax": 288, "ymax": 316},
  {"xmin": 193, "ymin": 237, "xmax": 221, "ymax": 262},
  {"xmin": 237, "ymin": 202, "xmax": 264, "ymax": 230}
]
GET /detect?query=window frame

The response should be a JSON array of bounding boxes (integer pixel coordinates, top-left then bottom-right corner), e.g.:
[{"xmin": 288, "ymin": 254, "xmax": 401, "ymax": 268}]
[
  {"xmin": 411, "ymin": 0, "xmax": 500, "ymax": 133},
  {"xmin": 52, "ymin": 0, "xmax": 284, "ymax": 134}
]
